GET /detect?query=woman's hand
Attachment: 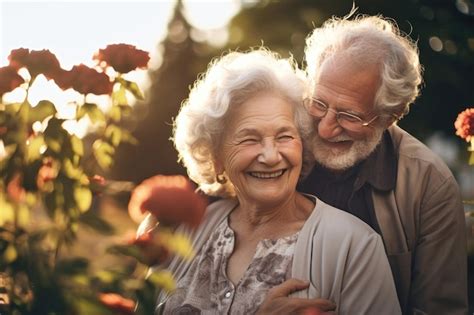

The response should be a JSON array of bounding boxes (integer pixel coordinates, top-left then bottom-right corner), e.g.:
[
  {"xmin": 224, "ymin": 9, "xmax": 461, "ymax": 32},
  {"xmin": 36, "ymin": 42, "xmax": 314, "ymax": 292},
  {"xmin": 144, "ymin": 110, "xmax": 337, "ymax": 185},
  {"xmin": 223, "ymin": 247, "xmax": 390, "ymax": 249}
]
[{"xmin": 256, "ymin": 279, "xmax": 336, "ymax": 315}]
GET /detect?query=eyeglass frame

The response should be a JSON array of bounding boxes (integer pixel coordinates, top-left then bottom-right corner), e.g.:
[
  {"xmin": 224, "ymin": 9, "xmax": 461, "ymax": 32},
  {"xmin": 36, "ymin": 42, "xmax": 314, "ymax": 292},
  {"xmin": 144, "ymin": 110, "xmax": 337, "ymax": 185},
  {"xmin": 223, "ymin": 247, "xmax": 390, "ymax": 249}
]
[{"xmin": 303, "ymin": 97, "xmax": 393, "ymax": 130}]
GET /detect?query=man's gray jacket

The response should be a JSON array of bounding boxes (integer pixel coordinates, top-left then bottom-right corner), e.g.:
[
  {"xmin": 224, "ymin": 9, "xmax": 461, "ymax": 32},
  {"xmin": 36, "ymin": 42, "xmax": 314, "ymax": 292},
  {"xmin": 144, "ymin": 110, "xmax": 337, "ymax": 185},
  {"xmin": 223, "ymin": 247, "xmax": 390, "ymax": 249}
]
[{"xmin": 372, "ymin": 125, "xmax": 467, "ymax": 314}]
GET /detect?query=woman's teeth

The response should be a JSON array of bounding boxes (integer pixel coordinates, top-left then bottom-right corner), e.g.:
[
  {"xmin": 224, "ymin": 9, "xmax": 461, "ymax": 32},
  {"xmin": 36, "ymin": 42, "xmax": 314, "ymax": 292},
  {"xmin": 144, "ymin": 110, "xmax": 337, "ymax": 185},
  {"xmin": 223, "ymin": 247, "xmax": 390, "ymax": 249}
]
[{"xmin": 249, "ymin": 170, "xmax": 284, "ymax": 179}]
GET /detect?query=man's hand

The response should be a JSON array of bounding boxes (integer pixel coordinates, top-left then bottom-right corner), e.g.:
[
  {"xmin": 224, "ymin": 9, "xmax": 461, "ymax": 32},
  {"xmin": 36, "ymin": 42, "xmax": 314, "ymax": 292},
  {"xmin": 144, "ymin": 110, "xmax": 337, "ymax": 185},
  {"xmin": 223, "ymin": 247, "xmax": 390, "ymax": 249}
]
[{"xmin": 256, "ymin": 279, "xmax": 336, "ymax": 315}]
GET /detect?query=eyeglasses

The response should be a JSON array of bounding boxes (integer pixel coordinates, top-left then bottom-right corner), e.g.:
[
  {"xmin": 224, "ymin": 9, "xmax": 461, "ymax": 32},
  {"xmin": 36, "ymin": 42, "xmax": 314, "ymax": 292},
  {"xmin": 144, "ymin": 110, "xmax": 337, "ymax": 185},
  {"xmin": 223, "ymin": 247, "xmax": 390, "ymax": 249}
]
[{"xmin": 303, "ymin": 97, "xmax": 380, "ymax": 132}]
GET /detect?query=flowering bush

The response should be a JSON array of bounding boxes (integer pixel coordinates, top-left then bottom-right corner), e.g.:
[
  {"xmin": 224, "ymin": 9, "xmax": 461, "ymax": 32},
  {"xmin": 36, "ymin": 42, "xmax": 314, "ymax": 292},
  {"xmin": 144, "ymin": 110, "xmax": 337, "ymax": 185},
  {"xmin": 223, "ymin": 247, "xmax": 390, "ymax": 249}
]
[
  {"xmin": 54, "ymin": 64, "xmax": 114, "ymax": 95},
  {"xmin": 8, "ymin": 48, "xmax": 61, "ymax": 79},
  {"xmin": 454, "ymin": 107, "xmax": 474, "ymax": 165},
  {"xmin": 128, "ymin": 175, "xmax": 207, "ymax": 228},
  {"xmin": 0, "ymin": 44, "xmax": 201, "ymax": 314}
]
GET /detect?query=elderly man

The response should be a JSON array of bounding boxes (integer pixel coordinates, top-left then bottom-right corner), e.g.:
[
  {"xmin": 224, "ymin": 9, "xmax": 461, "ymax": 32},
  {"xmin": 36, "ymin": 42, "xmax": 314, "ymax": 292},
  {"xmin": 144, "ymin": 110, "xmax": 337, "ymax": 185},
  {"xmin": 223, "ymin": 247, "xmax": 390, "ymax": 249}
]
[{"xmin": 297, "ymin": 14, "xmax": 467, "ymax": 315}]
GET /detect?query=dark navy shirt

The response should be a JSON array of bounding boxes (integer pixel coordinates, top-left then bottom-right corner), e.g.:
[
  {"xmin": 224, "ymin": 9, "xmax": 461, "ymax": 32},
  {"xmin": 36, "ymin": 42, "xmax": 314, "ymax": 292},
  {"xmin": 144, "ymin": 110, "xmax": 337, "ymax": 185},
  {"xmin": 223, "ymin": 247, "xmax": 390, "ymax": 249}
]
[{"xmin": 298, "ymin": 131, "xmax": 398, "ymax": 235}]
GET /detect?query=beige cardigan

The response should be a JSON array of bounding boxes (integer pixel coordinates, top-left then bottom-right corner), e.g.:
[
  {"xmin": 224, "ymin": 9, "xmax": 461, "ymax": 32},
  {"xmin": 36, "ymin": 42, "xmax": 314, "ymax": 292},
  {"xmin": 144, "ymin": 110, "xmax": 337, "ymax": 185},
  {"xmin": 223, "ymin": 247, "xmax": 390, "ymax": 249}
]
[{"xmin": 146, "ymin": 196, "xmax": 401, "ymax": 315}]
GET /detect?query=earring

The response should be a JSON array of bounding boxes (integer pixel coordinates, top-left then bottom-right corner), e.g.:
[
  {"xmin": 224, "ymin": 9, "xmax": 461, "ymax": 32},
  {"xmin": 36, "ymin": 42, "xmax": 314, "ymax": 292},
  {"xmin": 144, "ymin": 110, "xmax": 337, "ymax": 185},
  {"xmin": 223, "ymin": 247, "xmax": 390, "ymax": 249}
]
[{"xmin": 216, "ymin": 173, "xmax": 227, "ymax": 184}]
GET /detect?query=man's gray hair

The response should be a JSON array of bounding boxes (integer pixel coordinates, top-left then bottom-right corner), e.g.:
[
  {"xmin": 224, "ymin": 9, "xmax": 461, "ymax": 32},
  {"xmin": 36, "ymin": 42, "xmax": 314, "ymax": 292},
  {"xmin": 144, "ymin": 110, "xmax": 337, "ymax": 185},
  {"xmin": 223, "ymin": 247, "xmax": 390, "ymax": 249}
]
[
  {"xmin": 305, "ymin": 14, "xmax": 423, "ymax": 117},
  {"xmin": 173, "ymin": 48, "xmax": 314, "ymax": 197}
]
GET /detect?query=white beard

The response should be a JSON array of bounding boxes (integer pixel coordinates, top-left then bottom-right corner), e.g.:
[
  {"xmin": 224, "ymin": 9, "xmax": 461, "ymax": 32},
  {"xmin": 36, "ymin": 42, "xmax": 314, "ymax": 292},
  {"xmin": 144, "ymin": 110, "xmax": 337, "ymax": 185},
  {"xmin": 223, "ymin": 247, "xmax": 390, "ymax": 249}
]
[{"xmin": 311, "ymin": 128, "xmax": 384, "ymax": 170}]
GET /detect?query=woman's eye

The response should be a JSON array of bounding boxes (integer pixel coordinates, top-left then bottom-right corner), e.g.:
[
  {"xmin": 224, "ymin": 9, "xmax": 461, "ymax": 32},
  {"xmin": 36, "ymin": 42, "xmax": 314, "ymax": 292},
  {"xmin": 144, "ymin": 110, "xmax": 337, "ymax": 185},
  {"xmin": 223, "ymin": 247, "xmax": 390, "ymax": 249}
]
[
  {"xmin": 239, "ymin": 138, "xmax": 258, "ymax": 144},
  {"xmin": 277, "ymin": 135, "xmax": 294, "ymax": 141}
]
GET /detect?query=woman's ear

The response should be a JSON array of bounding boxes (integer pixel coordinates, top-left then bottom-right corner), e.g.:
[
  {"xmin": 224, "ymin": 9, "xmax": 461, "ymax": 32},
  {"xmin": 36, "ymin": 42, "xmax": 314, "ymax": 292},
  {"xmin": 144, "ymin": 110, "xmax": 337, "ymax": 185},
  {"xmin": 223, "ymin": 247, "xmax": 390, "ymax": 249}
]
[{"xmin": 214, "ymin": 160, "xmax": 224, "ymax": 175}]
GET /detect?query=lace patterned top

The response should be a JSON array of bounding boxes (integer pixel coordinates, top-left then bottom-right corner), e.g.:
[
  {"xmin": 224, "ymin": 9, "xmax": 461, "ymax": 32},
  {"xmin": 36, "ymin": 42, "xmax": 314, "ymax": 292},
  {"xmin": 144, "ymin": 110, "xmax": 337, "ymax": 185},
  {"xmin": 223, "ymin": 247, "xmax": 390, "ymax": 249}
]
[{"xmin": 162, "ymin": 216, "xmax": 299, "ymax": 315}]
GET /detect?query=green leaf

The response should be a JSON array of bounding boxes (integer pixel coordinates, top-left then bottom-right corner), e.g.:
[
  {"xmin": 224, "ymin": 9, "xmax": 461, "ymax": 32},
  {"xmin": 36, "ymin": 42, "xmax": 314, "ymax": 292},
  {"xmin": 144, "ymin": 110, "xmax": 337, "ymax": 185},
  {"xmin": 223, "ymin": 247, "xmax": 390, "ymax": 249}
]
[
  {"xmin": 44, "ymin": 118, "xmax": 67, "ymax": 153},
  {"xmin": 29, "ymin": 100, "xmax": 57, "ymax": 123},
  {"xmin": 94, "ymin": 270, "xmax": 115, "ymax": 284},
  {"xmin": 121, "ymin": 129, "xmax": 138, "ymax": 145},
  {"xmin": 4, "ymin": 102, "xmax": 22, "ymax": 114},
  {"xmin": 26, "ymin": 134, "xmax": 45, "ymax": 162},
  {"xmin": 104, "ymin": 125, "xmax": 122, "ymax": 147},
  {"xmin": 56, "ymin": 257, "xmax": 89, "ymax": 275},
  {"xmin": 46, "ymin": 137, "xmax": 62, "ymax": 153},
  {"xmin": 76, "ymin": 104, "xmax": 87, "ymax": 120},
  {"xmin": 3, "ymin": 244, "xmax": 18, "ymax": 263},
  {"xmin": 147, "ymin": 270, "xmax": 176, "ymax": 292},
  {"xmin": 74, "ymin": 185, "xmax": 92, "ymax": 213},
  {"xmin": 118, "ymin": 104, "xmax": 133, "ymax": 117},
  {"xmin": 112, "ymin": 85, "xmax": 128, "ymax": 106},
  {"xmin": 122, "ymin": 79, "xmax": 144, "ymax": 100},
  {"xmin": 0, "ymin": 195, "xmax": 15, "ymax": 225},
  {"xmin": 62, "ymin": 158, "xmax": 84, "ymax": 180},
  {"xmin": 77, "ymin": 103, "xmax": 106, "ymax": 124},
  {"xmin": 70, "ymin": 135, "xmax": 84, "ymax": 157},
  {"xmin": 17, "ymin": 100, "xmax": 31, "ymax": 122},
  {"xmin": 79, "ymin": 211, "xmax": 116, "ymax": 235},
  {"xmin": 108, "ymin": 105, "xmax": 121, "ymax": 122},
  {"xmin": 17, "ymin": 204, "xmax": 31, "ymax": 227},
  {"xmin": 106, "ymin": 244, "xmax": 142, "ymax": 260},
  {"xmin": 158, "ymin": 230, "xmax": 195, "ymax": 260},
  {"xmin": 93, "ymin": 140, "xmax": 115, "ymax": 169},
  {"xmin": 0, "ymin": 144, "xmax": 17, "ymax": 164}
]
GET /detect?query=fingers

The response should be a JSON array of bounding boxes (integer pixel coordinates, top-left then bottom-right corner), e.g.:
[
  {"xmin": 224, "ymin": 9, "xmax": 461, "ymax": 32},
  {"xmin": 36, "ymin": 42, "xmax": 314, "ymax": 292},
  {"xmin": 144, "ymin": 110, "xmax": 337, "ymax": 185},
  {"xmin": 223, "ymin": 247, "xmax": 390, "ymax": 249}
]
[
  {"xmin": 267, "ymin": 278, "xmax": 310, "ymax": 298},
  {"xmin": 283, "ymin": 297, "xmax": 336, "ymax": 312},
  {"xmin": 312, "ymin": 299, "xmax": 337, "ymax": 312},
  {"xmin": 302, "ymin": 308, "xmax": 337, "ymax": 315}
]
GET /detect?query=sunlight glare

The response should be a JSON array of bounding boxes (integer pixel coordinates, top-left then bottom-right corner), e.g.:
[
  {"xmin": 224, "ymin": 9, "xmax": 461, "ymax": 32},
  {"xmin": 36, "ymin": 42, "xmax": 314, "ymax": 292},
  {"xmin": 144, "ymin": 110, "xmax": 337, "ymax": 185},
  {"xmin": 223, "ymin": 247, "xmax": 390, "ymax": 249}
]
[
  {"xmin": 1, "ymin": 0, "xmax": 241, "ymax": 137},
  {"xmin": 183, "ymin": 0, "xmax": 240, "ymax": 30}
]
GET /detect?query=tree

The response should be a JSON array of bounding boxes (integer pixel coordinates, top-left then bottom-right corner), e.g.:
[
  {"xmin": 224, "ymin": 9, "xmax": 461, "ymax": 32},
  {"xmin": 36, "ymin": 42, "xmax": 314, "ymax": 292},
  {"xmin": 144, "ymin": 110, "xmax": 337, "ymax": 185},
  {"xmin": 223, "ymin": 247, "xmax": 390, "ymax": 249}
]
[
  {"xmin": 225, "ymin": 0, "xmax": 474, "ymax": 139},
  {"xmin": 112, "ymin": 0, "xmax": 220, "ymax": 183}
]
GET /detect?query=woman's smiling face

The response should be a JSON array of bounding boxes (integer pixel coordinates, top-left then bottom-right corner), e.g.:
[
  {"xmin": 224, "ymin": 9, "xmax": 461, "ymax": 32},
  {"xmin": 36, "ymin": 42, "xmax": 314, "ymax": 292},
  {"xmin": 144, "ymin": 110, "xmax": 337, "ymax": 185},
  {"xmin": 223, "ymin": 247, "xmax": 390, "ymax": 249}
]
[{"xmin": 215, "ymin": 92, "xmax": 303, "ymax": 207}]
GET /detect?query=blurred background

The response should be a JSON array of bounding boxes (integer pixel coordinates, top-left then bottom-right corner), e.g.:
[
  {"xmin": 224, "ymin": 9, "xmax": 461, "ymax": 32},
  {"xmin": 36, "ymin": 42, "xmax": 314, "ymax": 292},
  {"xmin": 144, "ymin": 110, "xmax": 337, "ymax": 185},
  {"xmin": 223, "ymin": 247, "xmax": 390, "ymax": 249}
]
[{"xmin": 1, "ymin": 0, "xmax": 473, "ymax": 311}]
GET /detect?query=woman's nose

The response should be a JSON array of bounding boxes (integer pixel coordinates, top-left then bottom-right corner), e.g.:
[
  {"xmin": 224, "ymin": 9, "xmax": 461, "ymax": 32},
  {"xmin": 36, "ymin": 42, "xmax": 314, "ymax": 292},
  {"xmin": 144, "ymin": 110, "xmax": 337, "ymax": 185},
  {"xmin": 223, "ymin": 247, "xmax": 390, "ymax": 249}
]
[{"xmin": 257, "ymin": 140, "xmax": 282, "ymax": 165}]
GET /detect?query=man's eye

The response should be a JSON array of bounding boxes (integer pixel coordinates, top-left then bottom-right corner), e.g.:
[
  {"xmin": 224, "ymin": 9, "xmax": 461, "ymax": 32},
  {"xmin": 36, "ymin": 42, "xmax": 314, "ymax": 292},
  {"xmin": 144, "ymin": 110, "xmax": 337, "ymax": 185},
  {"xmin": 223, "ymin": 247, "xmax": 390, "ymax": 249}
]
[
  {"xmin": 339, "ymin": 113, "xmax": 362, "ymax": 123},
  {"xmin": 313, "ymin": 100, "xmax": 328, "ymax": 110}
]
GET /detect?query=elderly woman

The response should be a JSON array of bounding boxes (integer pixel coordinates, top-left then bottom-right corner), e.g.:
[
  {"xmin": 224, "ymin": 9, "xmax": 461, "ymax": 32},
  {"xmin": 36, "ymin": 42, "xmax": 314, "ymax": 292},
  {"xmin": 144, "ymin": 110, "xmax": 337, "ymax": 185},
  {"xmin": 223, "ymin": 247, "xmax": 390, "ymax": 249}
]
[{"xmin": 151, "ymin": 49, "xmax": 401, "ymax": 314}]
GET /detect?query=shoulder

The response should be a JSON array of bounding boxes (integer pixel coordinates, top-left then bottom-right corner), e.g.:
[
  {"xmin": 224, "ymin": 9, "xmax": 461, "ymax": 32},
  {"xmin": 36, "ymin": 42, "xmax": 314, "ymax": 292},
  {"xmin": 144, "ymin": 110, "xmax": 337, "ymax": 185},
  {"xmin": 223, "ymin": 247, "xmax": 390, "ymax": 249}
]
[
  {"xmin": 305, "ymin": 196, "xmax": 381, "ymax": 246},
  {"xmin": 204, "ymin": 198, "xmax": 237, "ymax": 220},
  {"xmin": 388, "ymin": 125, "xmax": 455, "ymax": 183}
]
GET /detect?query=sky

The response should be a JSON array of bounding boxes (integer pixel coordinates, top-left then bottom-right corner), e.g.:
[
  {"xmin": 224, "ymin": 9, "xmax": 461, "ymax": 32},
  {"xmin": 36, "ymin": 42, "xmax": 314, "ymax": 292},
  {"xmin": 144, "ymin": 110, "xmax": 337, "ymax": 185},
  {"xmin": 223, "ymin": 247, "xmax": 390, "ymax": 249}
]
[
  {"xmin": 0, "ymin": 0, "xmax": 240, "ymax": 67},
  {"xmin": 0, "ymin": 0, "xmax": 240, "ymax": 136}
]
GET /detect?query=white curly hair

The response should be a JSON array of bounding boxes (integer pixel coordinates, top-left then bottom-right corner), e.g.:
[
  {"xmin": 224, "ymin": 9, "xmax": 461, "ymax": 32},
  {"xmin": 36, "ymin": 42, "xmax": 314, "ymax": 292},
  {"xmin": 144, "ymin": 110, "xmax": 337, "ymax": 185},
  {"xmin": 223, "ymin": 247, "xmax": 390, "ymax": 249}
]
[
  {"xmin": 173, "ymin": 48, "xmax": 314, "ymax": 197},
  {"xmin": 305, "ymin": 14, "xmax": 423, "ymax": 118}
]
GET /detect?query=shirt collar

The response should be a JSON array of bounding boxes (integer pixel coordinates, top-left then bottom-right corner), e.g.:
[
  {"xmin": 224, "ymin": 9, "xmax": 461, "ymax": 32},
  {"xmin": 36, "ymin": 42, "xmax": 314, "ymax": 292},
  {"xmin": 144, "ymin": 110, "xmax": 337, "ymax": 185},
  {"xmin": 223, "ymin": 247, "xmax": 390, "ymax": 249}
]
[{"xmin": 355, "ymin": 130, "xmax": 397, "ymax": 191}]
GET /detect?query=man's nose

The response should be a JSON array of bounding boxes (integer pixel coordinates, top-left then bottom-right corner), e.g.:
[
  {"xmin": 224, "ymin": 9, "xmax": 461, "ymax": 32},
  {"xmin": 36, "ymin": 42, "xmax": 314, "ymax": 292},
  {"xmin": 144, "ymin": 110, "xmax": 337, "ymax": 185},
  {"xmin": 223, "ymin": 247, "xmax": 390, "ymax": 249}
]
[
  {"xmin": 257, "ymin": 140, "xmax": 282, "ymax": 165},
  {"xmin": 317, "ymin": 110, "xmax": 343, "ymax": 139}
]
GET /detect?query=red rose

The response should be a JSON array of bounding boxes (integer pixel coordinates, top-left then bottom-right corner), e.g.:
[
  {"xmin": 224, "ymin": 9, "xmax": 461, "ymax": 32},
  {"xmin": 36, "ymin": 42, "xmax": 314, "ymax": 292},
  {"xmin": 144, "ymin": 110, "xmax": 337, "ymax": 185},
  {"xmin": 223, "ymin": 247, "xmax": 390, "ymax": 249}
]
[
  {"xmin": 0, "ymin": 66, "xmax": 24, "ymax": 95},
  {"xmin": 98, "ymin": 293, "xmax": 135, "ymax": 315},
  {"xmin": 53, "ymin": 64, "xmax": 113, "ymax": 95},
  {"xmin": 8, "ymin": 48, "xmax": 61, "ymax": 79},
  {"xmin": 7, "ymin": 173, "xmax": 26, "ymax": 203},
  {"xmin": 36, "ymin": 158, "xmax": 58, "ymax": 191},
  {"xmin": 8, "ymin": 48, "xmax": 29, "ymax": 70},
  {"xmin": 128, "ymin": 175, "xmax": 207, "ymax": 228},
  {"xmin": 27, "ymin": 50, "xmax": 61, "ymax": 79},
  {"xmin": 454, "ymin": 108, "xmax": 474, "ymax": 142},
  {"xmin": 52, "ymin": 68, "xmax": 74, "ymax": 90},
  {"xmin": 94, "ymin": 44, "xmax": 150, "ymax": 73}
]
